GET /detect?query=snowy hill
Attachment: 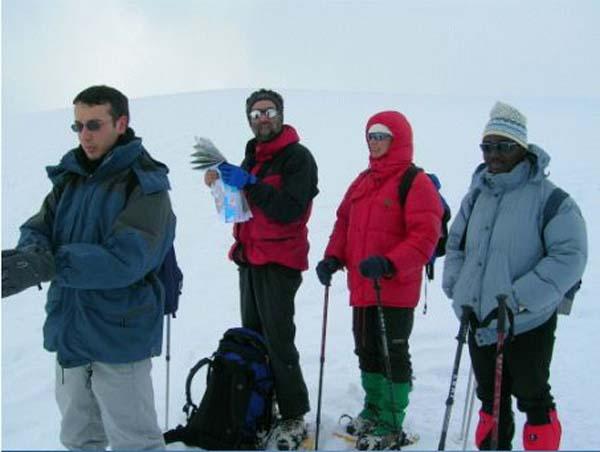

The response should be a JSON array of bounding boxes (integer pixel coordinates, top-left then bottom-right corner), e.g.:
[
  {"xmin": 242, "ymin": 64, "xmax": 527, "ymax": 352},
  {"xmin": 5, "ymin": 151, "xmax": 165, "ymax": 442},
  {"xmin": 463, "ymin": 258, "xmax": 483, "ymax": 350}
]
[{"xmin": 2, "ymin": 89, "xmax": 599, "ymax": 450}]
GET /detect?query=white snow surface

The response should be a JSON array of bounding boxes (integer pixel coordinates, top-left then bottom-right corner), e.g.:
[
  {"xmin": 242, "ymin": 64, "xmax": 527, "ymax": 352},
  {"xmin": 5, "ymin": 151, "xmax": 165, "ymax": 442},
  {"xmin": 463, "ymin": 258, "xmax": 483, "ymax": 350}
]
[{"xmin": 2, "ymin": 90, "xmax": 599, "ymax": 450}]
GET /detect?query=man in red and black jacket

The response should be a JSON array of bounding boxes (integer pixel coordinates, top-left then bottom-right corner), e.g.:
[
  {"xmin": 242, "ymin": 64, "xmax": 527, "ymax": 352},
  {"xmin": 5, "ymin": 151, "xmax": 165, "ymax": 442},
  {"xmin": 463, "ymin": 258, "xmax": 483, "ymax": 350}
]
[{"xmin": 205, "ymin": 89, "xmax": 318, "ymax": 450}]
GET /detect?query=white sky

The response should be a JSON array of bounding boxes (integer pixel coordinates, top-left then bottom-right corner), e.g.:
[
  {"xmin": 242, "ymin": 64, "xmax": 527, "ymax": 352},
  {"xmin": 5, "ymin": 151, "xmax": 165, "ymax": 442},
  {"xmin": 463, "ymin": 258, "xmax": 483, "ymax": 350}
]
[{"xmin": 2, "ymin": 0, "xmax": 600, "ymax": 114}]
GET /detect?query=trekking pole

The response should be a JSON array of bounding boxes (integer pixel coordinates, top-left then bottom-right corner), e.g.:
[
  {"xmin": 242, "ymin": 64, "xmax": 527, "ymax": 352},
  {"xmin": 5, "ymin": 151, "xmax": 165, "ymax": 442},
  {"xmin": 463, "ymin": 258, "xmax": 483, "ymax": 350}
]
[
  {"xmin": 314, "ymin": 285, "xmax": 330, "ymax": 450},
  {"xmin": 372, "ymin": 278, "xmax": 402, "ymax": 447},
  {"xmin": 462, "ymin": 375, "xmax": 477, "ymax": 451},
  {"xmin": 491, "ymin": 294, "xmax": 508, "ymax": 450},
  {"xmin": 165, "ymin": 315, "xmax": 172, "ymax": 430},
  {"xmin": 457, "ymin": 364, "xmax": 474, "ymax": 443},
  {"xmin": 437, "ymin": 305, "xmax": 473, "ymax": 450}
]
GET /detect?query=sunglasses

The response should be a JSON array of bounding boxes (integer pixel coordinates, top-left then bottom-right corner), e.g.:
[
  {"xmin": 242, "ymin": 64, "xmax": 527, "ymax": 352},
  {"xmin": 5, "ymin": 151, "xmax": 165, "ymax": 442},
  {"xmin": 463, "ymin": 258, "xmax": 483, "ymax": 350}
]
[
  {"xmin": 480, "ymin": 141, "xmax": 520, "ymax": 154},
  {"xmin": 367, "ymin": 132, "xmax": 393, "ymax": 141},
  {"xmin": 71, "ymin": 119, "xmax": 107, "ymax": 133},
  {"xmin": 248, "ymin": 108, "xmax": 278, "ymax": 120}
]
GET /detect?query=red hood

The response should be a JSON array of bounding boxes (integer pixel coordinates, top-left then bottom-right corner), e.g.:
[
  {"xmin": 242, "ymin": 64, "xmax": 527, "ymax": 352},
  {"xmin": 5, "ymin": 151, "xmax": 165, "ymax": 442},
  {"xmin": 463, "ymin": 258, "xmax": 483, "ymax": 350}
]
[{"xmin": 366, "ymin": 111, "xmax": 413, "ymax": 173}]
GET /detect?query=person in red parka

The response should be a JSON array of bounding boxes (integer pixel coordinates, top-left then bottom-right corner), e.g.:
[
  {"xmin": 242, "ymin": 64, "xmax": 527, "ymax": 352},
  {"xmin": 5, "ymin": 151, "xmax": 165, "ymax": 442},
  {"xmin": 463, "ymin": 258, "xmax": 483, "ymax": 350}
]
[{"xmin": 316, "ymin": 111, "xmax": 442, "ymax": 450}]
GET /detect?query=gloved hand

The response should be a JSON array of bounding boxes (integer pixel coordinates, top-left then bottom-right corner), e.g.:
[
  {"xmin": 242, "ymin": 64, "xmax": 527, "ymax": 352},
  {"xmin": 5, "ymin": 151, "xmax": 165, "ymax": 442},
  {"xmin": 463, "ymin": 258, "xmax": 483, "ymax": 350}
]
[
  {"xmin": 218, "ymin": 162, "xmax": 257, "ymax": 189},
  {"xmin": 315, "ymin": 257, "xmax": 342, "ymax": 286},
  {"xmin": 2, "ymin": 246, "xmax": 56, "ymax": 298},
  {"xmin": 359, "ymin": 255, "xmax": 394, "ymax": 280}
]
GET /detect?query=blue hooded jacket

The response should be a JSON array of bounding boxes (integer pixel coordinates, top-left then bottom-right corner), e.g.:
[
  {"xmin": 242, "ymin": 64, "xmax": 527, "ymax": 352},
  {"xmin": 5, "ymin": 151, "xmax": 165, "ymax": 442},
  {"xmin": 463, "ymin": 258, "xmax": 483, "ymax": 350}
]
[
  {"xmin": 442, "ymin": 144, "xmax": 587, "ymax": 345},
  {"xmin": 18, "ymin": 132, "xmax": 176, "ymax": 367}
]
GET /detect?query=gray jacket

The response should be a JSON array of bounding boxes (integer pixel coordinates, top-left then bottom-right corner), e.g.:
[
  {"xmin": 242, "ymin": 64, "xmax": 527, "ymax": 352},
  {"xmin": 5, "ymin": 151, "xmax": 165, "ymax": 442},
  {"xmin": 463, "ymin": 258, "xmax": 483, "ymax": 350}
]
[{"xmin": 442, "ymin": 145, "xmax": 587, "ymax": 345}]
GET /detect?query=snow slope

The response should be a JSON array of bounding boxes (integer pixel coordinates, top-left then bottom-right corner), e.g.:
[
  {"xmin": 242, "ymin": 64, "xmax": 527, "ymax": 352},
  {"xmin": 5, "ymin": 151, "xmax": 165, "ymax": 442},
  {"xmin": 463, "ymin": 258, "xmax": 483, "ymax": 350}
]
[{"xmin": 2, "ymin": 90, "xmax": 599, "ymax": 450}]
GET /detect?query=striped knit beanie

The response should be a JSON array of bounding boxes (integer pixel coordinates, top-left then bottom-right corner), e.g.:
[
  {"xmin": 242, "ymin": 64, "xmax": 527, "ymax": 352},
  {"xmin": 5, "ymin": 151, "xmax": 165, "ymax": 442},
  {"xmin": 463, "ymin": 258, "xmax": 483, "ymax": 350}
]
[{"xmin": 483, "ymin": 101, "xmax": 528, "ymax": 148}]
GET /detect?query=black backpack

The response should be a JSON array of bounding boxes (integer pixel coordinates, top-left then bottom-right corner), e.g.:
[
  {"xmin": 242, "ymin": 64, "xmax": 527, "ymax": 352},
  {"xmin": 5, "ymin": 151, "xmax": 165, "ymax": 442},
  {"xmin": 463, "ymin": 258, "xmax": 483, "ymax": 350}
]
[
  {"xmin": 164, "ymin": 328, "xmax": 275, "ymax": 450},
  {"xmin": 398, "ymin": 164, "xmax": 452, "ymax": 281}
]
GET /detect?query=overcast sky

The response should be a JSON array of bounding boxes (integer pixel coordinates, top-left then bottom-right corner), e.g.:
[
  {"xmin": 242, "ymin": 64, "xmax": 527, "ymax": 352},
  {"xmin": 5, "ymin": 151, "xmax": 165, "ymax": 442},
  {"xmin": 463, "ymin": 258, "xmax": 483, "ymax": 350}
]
[{"xmin": 2, "ymin": 0, "xmax": 599, "ymax": 114}]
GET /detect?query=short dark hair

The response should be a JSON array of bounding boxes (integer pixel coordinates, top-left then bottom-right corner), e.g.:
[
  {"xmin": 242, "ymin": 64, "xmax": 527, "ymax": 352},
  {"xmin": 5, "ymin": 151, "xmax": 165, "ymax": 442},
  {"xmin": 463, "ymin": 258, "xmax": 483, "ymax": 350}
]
[{"xmin": 73, "ymin": 85, "xmax": 129, "ymax": 122}]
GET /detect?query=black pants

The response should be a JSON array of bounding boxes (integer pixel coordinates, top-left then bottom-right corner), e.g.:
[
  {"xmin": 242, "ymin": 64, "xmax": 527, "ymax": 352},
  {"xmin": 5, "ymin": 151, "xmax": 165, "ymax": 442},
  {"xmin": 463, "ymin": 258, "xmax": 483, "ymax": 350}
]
[
  {"xmin": 469, "ymin": 313, "xmax": 558, "ymax": 449},
  {"xmin": 352, "ymin": 306, "xmax": 414, "ymax": 383},
  {"xmin": 239, "ymin": 263, "xmax": 310, "ymax": 419}
]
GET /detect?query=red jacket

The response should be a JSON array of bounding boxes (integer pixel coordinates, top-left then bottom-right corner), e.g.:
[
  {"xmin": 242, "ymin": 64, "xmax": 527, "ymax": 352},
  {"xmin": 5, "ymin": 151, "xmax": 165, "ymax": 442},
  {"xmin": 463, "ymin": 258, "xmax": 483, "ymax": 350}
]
[
  {"xmin": 324, "ymin": 111, "xmax": 442, "ymax": 307},
  {"xmin": 230, "ymin": 125, "xmax": 318, "ymax": 270}
]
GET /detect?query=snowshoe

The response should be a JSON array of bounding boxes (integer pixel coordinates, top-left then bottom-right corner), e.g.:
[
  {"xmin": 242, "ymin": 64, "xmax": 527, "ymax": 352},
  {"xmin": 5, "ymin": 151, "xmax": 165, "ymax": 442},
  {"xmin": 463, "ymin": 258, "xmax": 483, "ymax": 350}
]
[
  {"xmin": 339, "ymin": 406, "xmax": 379, "ymax": 436},
  {"xmin": 267, "ymin": 416, "xmax": 307, "ymax": 450},
  {"xmin": 356, "ymin": 428, "xmax": 419, "ymax": 450}
]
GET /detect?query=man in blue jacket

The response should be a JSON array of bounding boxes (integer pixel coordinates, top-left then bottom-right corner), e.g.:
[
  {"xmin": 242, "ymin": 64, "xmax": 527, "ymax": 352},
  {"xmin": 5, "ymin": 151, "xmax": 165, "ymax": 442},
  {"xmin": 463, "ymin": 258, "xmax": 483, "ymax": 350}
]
[
  {"xmin": 443, "ymin": 102, "xmax": 587, "ymax": 450},
  {"xmin": 2, "ymin": 85, "xmax": 175, "ymax": 449}
]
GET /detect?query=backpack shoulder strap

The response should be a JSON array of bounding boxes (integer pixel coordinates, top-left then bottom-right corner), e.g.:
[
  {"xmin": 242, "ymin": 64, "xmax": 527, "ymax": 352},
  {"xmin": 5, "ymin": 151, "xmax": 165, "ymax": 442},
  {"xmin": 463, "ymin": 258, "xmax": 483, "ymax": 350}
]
[
  {"xmin": 398, "ymin": 164, "xmax": 423, "ymax": 206},
  {"xmin": 541, "ymin": 187, "xmax": 569, "ymax": 253},
  {"xmin": 184, "ymin": 357, "xmax": 212, "ymax": 414},
  {"xmin": 542, "ymin": 187, "xmax": 569, "ymax": 230},
  {"xmin": 459, "ymin": 188, "xmax": 482, "ymax": 251}
]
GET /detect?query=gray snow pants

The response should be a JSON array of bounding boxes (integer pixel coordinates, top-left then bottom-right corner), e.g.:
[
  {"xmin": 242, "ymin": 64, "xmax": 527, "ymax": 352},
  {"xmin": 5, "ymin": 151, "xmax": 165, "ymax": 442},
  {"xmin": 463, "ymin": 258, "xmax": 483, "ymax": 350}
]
[
  {"xmin": 239, "ymin": 263, "xmax": 310, "ymax": 419},
  {"xmin": 55, "ymin": 359, "xmax": 165, "ymax": 450}
]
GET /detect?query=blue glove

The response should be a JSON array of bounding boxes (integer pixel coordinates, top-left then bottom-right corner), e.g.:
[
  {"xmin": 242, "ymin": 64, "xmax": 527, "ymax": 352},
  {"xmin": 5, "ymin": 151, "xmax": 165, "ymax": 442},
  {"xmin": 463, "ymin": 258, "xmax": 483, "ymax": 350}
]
[
  {"xmin": 315, "ymin": 257, "xmax": 342, "ymax": 286},
  {"xmin": 219, "ymin": 162, "xmax": 257, "ymax": 189},
  {"xmin": 359, "ymin": 255, "xmax": 394, "ymax": 279}
]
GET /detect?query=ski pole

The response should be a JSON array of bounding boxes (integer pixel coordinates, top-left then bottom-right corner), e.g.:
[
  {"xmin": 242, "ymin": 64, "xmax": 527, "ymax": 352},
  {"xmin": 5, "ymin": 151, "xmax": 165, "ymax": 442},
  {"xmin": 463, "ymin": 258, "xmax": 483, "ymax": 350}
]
[
  {"xmin": 458, "ymin": 364, "xmax": 474, "ymax": 442},
  {"xmin": 491, "ymin": 294, "xmax": 508, "ymax": 450},
  {"xmin": 437, "ymin": 305, "xmax": 473, "ymax": 450},
  {"xmin": 165, "ymin": 315, "xmax": 171, "ymax": 430},
  {"xmin": 314, "ymin": 285, "xmax": 330, "ymax": 450},
  {"xmin": 372, "ymin": 278, "xmax": 402, "ymax": 447},
  {"xmin": 462, "ymin": 375, "xmax": 476, "ymax": 451}
]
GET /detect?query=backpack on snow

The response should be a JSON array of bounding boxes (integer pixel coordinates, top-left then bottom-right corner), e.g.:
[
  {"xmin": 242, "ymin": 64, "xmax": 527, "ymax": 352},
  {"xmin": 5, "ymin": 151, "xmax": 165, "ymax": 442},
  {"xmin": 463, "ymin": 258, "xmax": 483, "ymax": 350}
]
[
  {"xmin": 461, "ymin": 186, "xmax": 581, "ymax": 315},
  {"xmin": 164, "ymin": 327, "xmax": 275, "ymax": 450},
  {"xmin": 398, "ymin": 164, "xmax": 452, "ymax": 281}
]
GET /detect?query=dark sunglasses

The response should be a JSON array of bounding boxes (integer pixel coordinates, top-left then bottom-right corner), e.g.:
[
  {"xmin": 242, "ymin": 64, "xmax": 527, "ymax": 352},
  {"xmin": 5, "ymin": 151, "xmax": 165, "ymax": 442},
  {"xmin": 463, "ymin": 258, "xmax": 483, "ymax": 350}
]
[
  {"xmin": 480, "ymin": 141, "xmax": 520, "ymax": 154},
  {"xmin": 70, "ymin": 119, "xmax": 108, "ymax": 133},
  {"xmin": 248, "ymin": 108, "xmax": 278, "ymax": 120},
  {"xmin": 367, "ymin": 132, "xmax": 393, "ymax": 141}
]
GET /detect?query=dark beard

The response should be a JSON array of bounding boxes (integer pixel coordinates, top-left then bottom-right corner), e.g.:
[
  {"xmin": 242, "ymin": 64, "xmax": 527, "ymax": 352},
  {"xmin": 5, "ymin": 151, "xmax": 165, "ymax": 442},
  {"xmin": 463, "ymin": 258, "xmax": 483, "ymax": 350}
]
[
  {"xmin": 256, "ymin": 129, "xmax": 279, "ymax": 142},
  {"xmin": 253, "ymin": 120, "xmax": 283, "ymax": 142}
]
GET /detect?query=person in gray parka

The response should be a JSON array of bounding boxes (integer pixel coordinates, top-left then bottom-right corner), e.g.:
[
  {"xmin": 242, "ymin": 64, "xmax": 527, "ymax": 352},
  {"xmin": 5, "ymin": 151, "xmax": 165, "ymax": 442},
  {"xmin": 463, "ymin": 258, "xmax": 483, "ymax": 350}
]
[
  {"xmin": 442, "ymin": 102, "xmax": 587, "ymax": 451},
  {"xmin": 1, "ymin": 85, "xmax": 175, "ymax": 449}
]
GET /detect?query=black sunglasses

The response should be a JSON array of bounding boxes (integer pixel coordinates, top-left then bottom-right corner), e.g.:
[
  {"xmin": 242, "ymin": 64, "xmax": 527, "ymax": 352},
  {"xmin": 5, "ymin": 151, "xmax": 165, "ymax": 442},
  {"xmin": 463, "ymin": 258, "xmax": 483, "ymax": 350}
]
[
  {"xmin": 248, "ymin": 108, "xmax": 278, "ymax": 121},
  {"xmin": 70, "ymin": 119, "xmax": 106, "ymax": 133},
  {"xmin": 367, "ymin": 132, "xmax": 393, "ymax": 141},
  {"xmin": 480, "ymin": 141, "xmax": 520, "ymax": 154}
]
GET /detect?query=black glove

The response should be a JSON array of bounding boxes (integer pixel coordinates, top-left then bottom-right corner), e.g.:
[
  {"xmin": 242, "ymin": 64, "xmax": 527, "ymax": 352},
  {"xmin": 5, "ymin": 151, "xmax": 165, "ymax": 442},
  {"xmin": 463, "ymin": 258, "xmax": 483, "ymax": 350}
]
[
  {"xmin": 359, "ymin": 255, "xmax": 394, "ymax": 280},
  {"xmin": 2, "ymin": 246, "xmax": 56, "ymax": 298},
  {"xmin": 315, "ymin": 257, "xmax": 342, "ymax": 286}
]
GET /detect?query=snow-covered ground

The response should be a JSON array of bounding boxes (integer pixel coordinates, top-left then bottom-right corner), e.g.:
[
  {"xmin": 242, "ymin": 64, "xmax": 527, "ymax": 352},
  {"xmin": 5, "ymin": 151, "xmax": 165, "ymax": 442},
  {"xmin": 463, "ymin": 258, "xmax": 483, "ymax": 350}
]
[{"xmin": 2, "ymin": 90, "xmax": 599, "ymax": 450}]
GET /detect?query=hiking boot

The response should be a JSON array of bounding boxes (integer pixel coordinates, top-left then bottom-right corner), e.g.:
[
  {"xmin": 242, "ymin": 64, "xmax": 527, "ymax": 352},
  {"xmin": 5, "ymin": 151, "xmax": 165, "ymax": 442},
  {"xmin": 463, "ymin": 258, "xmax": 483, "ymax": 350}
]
[
  {"xmin": 341, "ymin": 404, "xmax": 379, "ymax": 436},
  {"xmin": 270, "ymin": 416, "xmax": 307, "ymax": 450}
]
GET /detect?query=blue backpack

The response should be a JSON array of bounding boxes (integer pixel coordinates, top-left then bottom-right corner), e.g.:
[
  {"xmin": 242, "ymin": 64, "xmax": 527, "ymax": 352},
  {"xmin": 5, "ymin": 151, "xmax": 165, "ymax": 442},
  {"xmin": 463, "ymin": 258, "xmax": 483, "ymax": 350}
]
[
  {"xmin": 164, "ymin": 327, "xmax": 275, "ymax": 449},
  {"xmin": 398, "ymin": 164, "xmax": 452, "ymax": 281}
]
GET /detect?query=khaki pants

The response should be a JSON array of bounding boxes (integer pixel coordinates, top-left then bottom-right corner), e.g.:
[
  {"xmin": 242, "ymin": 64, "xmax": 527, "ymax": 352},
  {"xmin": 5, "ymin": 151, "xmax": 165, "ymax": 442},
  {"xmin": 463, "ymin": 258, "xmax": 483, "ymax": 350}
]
[{"xmin": 55, "ymin": 359, "xmax": 164, "ymax": 450}]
